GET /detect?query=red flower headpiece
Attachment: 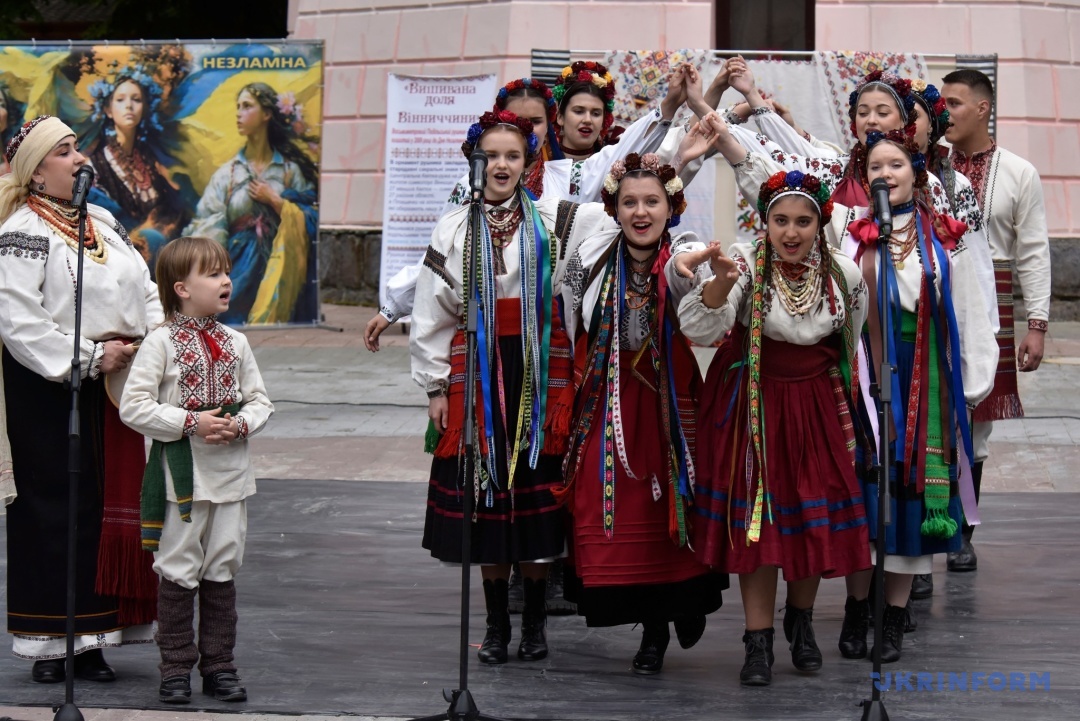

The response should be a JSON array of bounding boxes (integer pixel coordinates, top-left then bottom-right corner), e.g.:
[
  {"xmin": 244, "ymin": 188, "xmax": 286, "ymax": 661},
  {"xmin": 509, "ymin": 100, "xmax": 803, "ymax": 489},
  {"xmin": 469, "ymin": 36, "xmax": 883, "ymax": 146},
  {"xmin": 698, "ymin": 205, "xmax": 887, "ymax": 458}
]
[
  {"xmin": 848, "ymin": 69, "xmax": 917, "ymax": 135},
  {"xmin": 496, "ymin": 78, "xmax": 557, "ymax": 125},
  {"xmin": 553, "ymin": 61, "xmax": 616, "ymax": 133},
  {"xmin": 757, "ymin": 170, "xmax": 834, "ymax": 224},
  {"xmin": 865, "ymin": 127, "xmax": 928, "ymax": 189},
  {"xmin": 461, "ymin": 110, "xmax": 539, "ymax": 160}
]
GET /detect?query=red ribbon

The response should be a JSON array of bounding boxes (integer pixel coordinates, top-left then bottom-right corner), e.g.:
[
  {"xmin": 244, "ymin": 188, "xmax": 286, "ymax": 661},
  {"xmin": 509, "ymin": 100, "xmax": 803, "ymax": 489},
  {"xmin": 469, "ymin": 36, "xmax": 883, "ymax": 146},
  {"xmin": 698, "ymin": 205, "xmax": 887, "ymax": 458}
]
[{"xmin": 199, "ymin": 329, "xmax": 223, "ymax": 362}]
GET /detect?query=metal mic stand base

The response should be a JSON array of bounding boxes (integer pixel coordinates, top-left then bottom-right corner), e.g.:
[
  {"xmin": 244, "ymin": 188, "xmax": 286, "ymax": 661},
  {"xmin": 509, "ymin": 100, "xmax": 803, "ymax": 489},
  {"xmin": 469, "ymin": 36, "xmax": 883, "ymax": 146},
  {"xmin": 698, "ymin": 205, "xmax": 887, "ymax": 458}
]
[
  {"xmin": 53, "ymin": 704, "xmax": 85, "ymax": 721},
  {"xmin": 410, "ymin": 688, "xmax": 506, "ymax": 721},
  {"xmin": 860, "ymin": 699, "xmax": 890, "ymax": 721}
]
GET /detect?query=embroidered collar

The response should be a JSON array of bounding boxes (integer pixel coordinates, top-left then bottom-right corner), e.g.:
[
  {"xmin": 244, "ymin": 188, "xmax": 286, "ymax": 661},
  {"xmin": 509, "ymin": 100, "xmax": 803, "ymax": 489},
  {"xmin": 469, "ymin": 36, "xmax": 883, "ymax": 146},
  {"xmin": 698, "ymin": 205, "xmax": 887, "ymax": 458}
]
[
  {"xmin": 951, "ymin": 138, "xmax": 996, "ymax": 167},
  {"xmin": 891, "ymin": 200, "xmax": 916, "ymax": 214},
  {"xmin": 173, "ymin": 312, "xmax": 219, "ymax": 330}
]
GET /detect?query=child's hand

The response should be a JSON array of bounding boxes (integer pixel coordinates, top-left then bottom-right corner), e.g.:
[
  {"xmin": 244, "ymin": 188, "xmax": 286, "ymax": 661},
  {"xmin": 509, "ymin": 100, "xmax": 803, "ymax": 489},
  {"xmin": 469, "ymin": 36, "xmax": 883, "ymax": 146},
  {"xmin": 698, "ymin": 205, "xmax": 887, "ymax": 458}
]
[
  {"xmin": 195, "ymin": 407, "xmax": 229, "ymax": 444},
  {"xmin": 205, "ymin": 412, "xmax": 240, "ymax": 445}
]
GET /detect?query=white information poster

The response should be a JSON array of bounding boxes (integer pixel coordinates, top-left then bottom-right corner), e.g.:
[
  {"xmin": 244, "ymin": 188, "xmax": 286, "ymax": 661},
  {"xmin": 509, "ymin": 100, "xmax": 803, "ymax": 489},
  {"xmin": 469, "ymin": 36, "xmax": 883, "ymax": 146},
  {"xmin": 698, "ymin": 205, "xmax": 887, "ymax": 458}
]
[{"xmin": 380, "ymin": 73, "xmax": 498, "ymax": 308}]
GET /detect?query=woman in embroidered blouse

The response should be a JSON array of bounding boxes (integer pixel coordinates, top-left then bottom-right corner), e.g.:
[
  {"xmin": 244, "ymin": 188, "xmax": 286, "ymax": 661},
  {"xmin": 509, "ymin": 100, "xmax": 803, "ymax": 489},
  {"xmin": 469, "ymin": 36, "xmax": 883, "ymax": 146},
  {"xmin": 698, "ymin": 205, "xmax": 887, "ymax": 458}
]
[
  {"xmin": 87, "ymin": 73, "xmax": 189, "ymax": 269},
  {"xmin": 183, "ymin": 82, "xmax": 318, "ymax": 326},
  {"xmin": 0, "ymin": 115, "xmax": 162, "ymax": 683},
  {"xmin": 676, "ymin": 167, "xmax": 870, "ymax": 686},
  {"xmin": 556, "ymin": 152, "xmax": 726, "ymax": 675},
  {"xmin": 836, "ymin": 131, "xmax": 997, "ymax": 663}
]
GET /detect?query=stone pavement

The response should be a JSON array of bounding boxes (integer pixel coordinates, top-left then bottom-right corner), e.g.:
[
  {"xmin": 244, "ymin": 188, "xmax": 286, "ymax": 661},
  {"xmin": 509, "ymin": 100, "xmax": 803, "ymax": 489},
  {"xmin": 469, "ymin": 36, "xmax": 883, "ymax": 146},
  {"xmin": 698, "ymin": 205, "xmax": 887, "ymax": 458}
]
[{"xmin": 3, "ymin": 304, "xmax": 1079, "ymax": 721}]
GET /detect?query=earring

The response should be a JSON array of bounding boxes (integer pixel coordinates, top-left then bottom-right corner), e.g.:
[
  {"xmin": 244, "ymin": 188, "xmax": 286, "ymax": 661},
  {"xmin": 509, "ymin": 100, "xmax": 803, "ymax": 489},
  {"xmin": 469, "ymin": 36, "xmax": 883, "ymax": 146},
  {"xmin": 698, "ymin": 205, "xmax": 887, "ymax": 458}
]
[{"xmin": 36, "ymin": 183, "xmax": 45, "ymax": 192}]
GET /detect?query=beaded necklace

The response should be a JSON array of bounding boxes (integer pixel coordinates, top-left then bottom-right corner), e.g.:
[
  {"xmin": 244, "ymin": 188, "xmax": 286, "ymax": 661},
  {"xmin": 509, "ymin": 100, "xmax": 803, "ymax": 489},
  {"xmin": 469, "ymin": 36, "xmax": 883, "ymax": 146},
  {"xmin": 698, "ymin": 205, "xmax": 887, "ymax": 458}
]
[
  {"xmin": 770, "ymin": 258, "xmax": 823, "ymax": 316},
  {"xmin": 27, "ymin": 192, "xmax": 107, "ymax": 264},
  {"xmin": 888, "ymin": 212, "xmax": 919, "ymax": 270}
]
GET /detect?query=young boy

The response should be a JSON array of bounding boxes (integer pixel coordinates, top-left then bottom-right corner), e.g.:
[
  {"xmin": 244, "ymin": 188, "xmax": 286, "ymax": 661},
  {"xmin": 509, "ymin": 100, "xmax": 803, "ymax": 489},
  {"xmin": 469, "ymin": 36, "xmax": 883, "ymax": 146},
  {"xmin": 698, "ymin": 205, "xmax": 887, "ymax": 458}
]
[{"xmin": 120, "ymin": 236, "xmax": 273, "ymax": 703}]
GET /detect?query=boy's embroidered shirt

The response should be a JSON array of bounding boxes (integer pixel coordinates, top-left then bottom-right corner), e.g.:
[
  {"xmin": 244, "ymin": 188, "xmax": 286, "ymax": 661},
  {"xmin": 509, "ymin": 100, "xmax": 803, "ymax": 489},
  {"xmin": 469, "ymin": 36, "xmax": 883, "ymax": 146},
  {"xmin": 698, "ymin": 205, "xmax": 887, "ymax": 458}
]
[
  {"xmin": 171, "ymin": 313, "xmax": 249, "ymax": 439},
  {"xmin": 119, "ymin": 314, "xmax": 274, "ymax": 503}
]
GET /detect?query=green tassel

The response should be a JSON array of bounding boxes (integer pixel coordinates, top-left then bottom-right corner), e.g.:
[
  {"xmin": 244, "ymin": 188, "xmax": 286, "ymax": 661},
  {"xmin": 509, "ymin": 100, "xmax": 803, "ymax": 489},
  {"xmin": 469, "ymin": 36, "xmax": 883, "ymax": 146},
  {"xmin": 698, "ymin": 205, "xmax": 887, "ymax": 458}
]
[
  {"xmin": 424, "ymin": 419, "xmax": 440, "ymax": 454},
  {"xmin": 921, "ymin": 481, "xmax": 957, "ymax": 539}
]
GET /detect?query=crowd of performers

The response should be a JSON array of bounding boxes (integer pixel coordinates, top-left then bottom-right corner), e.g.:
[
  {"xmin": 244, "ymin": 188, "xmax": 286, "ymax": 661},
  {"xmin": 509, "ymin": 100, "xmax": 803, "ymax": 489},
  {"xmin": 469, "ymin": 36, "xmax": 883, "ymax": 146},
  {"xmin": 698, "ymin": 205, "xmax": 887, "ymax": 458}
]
[{"xmin": 372, "ymin": 57, "xmax": 1051, "ymax": 685}]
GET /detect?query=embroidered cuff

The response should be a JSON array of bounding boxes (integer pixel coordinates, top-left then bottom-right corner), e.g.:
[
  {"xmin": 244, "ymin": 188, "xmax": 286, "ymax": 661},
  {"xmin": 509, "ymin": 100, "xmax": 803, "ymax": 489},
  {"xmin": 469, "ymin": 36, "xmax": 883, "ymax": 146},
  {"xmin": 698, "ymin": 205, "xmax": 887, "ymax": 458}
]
[
  {"xmin": 87, "ymin": 342, "xmax": 104, "ymax": 380},
  {"xmin": 235, "ymin": 415, "xmax": 249, "ymax": 440},
  {"xmin": 427, "ymin": 386, "xmax": 447, "ymax": 399},
  {"xmin": 1028, "ymin": 319, "xmax": 1048, "ymax": 332},
  {"xmin": 722, "ymin": 106, "xmax": 747, "ymax": 126},
  {"xmin": 379, "ymin": 305, "xmax": 399, "ymax": 323},
  {"xmin": 750, "ymin": 106, "xmax": 773, "ymax": 117},
  {"xmin": 730, "ymin": 150, "xmax": 753, "ymax": 170},
  {"xmin": 184, "ymin": 411, "xmax": 199, "ymax": 437}
]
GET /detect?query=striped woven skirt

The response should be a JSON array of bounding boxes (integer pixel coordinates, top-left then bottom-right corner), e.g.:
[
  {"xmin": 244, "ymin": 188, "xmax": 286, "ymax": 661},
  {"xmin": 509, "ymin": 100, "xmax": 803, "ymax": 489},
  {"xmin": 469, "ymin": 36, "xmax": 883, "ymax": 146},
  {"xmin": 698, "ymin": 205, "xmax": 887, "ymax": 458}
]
[{"xmin": 692, "ymin": 326, "xmax": 870, "ymax": 581}]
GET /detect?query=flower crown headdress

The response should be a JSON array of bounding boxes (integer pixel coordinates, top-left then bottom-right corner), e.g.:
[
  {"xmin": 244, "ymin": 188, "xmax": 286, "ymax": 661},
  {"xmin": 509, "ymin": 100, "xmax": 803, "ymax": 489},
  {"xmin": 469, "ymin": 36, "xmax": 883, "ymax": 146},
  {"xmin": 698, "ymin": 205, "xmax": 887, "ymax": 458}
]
[
  {"xmin": 497, "ymin": 78, "xmax": 557, "ymax": 124},
  {"xmin": 460, "ymin": 110, "xmax": 540, "ymax": 160},
  {"xmin": 909, "ymin": 80, "xmax": 950, "ymax": 145},
  {"xmin": 4, "ymin": 115, "xmax": 51, "ymax": 163},
  {"xmin": 848, "ymin": 70, "xmax": 917, "ymax": 133},
  {"xmin": 865, "ymin": 128, "xmax": 929, "ymax": 188},
  {"xmin": 601, "ymin": 153, "xmax": 686, "ymax": 227},
  {"xmin": 757, "ymin": 170, "xmax": 834, "ymax": 224},
  {"xmin": 88, "ymin": 63, "xmax": 165, "ymax": 142},
  {"xmin": 553, "ymin": 61, "xmax": 616, "ymax": 133}
]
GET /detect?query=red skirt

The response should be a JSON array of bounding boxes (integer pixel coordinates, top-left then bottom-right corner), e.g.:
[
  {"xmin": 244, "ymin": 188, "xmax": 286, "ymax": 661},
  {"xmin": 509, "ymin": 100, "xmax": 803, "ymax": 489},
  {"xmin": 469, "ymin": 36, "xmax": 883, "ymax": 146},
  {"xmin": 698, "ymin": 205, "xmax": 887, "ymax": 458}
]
[
  {"xmin": 571, "ymin": 350, "xmax": 710, "ymax": 589},
  {"xmin": 692, "ymin": 325, "xmax": 870, "ymax": 581}
]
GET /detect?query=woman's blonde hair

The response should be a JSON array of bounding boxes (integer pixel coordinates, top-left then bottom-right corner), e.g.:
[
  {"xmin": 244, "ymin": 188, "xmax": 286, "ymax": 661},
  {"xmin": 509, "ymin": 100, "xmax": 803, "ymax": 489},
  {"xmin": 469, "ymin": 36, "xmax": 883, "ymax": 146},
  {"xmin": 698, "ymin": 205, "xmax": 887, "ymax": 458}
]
[{"xmin": 155, "ymin": 236, "xmax": 231, "ymax": 318}]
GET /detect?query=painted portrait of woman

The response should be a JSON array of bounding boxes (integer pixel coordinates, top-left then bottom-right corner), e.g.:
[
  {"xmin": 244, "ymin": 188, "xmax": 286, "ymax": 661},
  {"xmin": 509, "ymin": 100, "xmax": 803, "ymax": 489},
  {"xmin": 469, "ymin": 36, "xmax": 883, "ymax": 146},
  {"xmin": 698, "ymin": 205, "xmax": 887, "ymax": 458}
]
[
  {"xmin": 85, "ymin": 56, "xmax": 192, "ymax": 268},
  {"xmin": 182, "ymin": 82, "xmax": 318, "ymax": 326}
]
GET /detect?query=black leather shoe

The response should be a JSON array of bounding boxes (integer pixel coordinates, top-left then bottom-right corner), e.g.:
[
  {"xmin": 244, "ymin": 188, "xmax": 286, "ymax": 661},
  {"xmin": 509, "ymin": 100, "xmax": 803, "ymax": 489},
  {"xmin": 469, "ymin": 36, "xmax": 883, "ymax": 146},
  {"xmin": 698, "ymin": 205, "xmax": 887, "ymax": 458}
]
[
  {"xmin": 783, "ymin": 606, "xmax": 822, "ymax": 672},
  {"xmin": 740, "ymin": 628, "xmax": 774, "ymax": 686},
  {"xmin": 478, "ymin": 578, "xmax": 511, "ymax": 665},
  {"xmin": 518, "ymin": 578, "xmax": 549, "ymax": 661},
  {"xmin": 838, "ymin": 596, "xmax": 869, "ymax": 659},
  {"xmin": 544, "ymin": 559, "xmax": 577, "ymax": 616},
  {"xmin": 674, "ymin": 614, "xmax": 706, "ymax": 650},
  {"xmin": 947, "ymin": 540, "xmax": 978, "ymax": 572},
  {"xmin": 160, "ymin": 675, "xmax": 192, "ymax": 704},
  {"xmin": 631, "ymin": 622, "xmax": 670, "ymax": 675},
  {"xmin": 911, "ymin": 573, "xmax": 934, "ymax": 599},
  {"xmin": 202, "ymin": 670, "xmax": 247, "ymax": 702},
  {"xmin": 74, "ymin": 648, "xmax": 116, "ymax": 682},
  {"xmin": 31, "ymin": 659, "xmax": 65, "ymax": 683}
]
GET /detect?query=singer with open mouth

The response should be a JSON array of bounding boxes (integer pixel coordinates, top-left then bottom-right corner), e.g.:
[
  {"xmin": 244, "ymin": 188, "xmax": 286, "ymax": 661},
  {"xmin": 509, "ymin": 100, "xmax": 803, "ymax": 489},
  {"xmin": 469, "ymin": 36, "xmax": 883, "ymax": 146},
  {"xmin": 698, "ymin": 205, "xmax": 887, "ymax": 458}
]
[{"xmin": 0, "ymin": 115, "xmax": 162, "ymax": 684}]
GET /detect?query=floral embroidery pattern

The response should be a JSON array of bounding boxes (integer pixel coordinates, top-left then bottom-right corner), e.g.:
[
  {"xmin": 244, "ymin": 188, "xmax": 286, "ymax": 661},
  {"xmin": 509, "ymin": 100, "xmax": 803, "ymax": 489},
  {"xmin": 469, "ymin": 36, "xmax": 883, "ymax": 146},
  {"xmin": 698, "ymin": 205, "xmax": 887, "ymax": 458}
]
[
  {"xmin": 0, "ymin": 231, "xmax": 49, "ymax": 260},
  {"xmin": 170, "ymin": 315, "xmax": 239, "ymax": 414}
]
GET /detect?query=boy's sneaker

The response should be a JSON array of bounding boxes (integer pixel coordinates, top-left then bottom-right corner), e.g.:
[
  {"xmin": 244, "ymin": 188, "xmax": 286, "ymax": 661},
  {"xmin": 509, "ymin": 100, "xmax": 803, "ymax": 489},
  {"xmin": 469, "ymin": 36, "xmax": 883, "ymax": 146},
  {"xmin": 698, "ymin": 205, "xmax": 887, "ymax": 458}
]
[
  {"xmin": 203, "ymin": 670, "xmax": 247, "ymax": 701},
  {"xmin": 160, "ymin": 675, "xmax": 191, "ymax": 704}
]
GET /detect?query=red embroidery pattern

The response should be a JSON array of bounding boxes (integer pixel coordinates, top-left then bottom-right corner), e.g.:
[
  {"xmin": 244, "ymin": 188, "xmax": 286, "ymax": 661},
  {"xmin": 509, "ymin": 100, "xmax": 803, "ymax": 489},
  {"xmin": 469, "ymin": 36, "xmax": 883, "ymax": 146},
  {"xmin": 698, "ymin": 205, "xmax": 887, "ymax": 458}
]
[
  {"xmin": 170, "ymin": 315, "xmax": 239, "ymax": 412},
  {"xmin": 951, "ymin": 141, "xmax": 996, "ymax": 210}
]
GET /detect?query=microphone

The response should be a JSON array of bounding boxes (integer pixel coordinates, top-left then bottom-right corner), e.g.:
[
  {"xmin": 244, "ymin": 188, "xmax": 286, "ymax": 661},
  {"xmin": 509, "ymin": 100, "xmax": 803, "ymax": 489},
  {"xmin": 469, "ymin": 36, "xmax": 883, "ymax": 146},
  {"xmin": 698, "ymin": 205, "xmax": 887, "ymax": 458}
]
[
  {"xmin": 869, "ymin": 177, "xmax": 893, "ymax": 238},
  {"xmin": 70, "ymin": 165, "xmax": 95, "ymax": 209},
  {"xmin": 468, "ymin": 150, "xmax": 488, "ymax": 194}
]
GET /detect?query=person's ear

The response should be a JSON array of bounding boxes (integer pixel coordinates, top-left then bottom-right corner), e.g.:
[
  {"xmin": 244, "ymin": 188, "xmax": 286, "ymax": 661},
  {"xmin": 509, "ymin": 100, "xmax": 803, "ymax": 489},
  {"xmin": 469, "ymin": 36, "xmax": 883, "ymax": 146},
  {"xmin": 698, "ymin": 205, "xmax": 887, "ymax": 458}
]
[{"xmin": 174, "ymin": 280, "xmax": 190, "ymax": 300}]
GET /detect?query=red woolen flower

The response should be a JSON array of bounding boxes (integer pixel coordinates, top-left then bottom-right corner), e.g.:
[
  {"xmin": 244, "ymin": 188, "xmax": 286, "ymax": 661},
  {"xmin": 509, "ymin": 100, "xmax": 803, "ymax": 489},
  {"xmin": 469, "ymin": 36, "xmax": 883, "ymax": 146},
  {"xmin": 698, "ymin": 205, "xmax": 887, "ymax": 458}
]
[
  {"xmin": 934, "ymin": 98, "xmax": 947, "ymax": 114},
  {"xmin": 896, "ymin": 78, "xmax": 912, "ymax": 95},
  {"xmin": 866, "ymin": 70, "xmax": 883, "ymax": 83}
]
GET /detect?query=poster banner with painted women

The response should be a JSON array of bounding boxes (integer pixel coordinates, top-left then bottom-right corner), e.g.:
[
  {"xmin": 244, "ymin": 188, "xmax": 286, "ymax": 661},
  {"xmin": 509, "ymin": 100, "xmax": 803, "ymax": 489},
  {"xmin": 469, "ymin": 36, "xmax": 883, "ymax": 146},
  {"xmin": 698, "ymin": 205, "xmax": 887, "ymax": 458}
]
[{"xmin": 0, "ymin": 40, "xmax": 323, "ymax": 326}]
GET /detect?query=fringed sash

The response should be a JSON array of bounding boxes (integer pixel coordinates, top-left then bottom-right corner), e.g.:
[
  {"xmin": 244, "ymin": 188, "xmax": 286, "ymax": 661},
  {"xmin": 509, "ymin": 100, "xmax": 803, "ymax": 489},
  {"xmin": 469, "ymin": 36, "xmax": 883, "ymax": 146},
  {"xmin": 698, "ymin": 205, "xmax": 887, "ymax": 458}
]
[{"xmin": 973, "ymin": 259, "xmax": 1024, "ymax": 422}]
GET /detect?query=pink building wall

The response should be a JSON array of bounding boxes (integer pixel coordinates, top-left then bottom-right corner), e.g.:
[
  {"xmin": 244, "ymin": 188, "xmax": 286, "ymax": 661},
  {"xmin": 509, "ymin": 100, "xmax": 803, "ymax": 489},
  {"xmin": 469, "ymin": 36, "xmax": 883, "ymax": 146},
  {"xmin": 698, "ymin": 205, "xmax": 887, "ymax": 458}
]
[{"xmin": 291, "ymin": 0, "xmax": 1080, "ymax": 237}]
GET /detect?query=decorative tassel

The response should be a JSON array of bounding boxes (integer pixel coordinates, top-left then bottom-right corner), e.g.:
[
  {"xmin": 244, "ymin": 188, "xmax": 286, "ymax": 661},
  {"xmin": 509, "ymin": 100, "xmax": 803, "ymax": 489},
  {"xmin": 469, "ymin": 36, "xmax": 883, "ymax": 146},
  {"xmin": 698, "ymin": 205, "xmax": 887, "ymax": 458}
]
[
  {"xmin": 433, "ymin": 427, "xmax": 464, "ymax": 459},
  {"xmin": 920, "ymin": 480, "xmax": 957, "ymax": 539},
  {"xmin": 424, "ymin": 419, "xmax": 441, "ymax": 454}
]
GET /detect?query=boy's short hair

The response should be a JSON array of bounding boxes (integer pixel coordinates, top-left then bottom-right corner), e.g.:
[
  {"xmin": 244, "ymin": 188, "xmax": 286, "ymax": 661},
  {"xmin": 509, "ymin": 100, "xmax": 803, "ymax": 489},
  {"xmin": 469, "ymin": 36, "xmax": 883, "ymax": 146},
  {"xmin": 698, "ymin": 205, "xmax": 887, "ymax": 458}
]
[
  {"xmin": 941, "ymin": 69, "xmax": 995, "ymax": 105},
  {"xmin": 155, "ymin": 236, "xmax": 231, "ymax": 318}
]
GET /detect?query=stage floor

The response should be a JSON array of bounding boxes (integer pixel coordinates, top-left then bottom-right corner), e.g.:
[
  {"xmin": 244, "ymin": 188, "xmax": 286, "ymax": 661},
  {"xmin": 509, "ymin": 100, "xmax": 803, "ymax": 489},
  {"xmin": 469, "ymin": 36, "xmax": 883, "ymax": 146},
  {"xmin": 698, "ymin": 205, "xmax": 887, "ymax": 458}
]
[{"xmin": 2, "ymin": 479, "xmax": 1076, "ymax": 720}]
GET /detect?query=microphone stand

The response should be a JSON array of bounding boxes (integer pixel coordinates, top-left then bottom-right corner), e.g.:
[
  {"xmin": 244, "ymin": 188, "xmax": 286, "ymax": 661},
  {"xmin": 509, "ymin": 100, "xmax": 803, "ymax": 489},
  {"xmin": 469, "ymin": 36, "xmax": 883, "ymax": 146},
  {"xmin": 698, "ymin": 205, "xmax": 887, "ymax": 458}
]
[
  {"xmin": 410, "ymin": 169, "xmax": 504, "ymax": 721},
  {"xmin": 861, "ymin": 222, "xmax": 894, "ymax": 721},
  {"xmin": 55, "ymin": 193, "xmax": 90, "ymax": 721}
]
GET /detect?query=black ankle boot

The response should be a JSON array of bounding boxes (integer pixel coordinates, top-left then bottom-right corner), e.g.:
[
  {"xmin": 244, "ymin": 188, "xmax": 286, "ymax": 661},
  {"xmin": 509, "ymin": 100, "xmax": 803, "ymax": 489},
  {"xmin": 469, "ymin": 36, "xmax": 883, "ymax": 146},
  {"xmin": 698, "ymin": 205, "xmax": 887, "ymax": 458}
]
[
  {"xmin": 518, "ymin": 577, "xmax": 548, "ymax": 661},
  {"xmin": 871, "ymin": 604, "xmax": 906, "ymax": 664},
  {"xmin": 631, "ymin": 621, "xmax": 670, "ymax": 675},
  {"xmin": 911, "ymin": 573, "xmax": 934, "ymax": 599},
  {"xmin": 478, "ymin": 578, "xmax": 511, "ymax": 665},
  {"xmin": 839, "ymin": 596, "xmax": 869, "ymax": 659},
  {"xmin": 783, "ymin": 605, "xmax": 822, "ymax": 672},
  {"xmin": 740, "ymin": 628, "xmax": 775, "ymax": 686},
  {"xmin": 75, "ymin": 648, "xmax": 116, "ymax": 682}
]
